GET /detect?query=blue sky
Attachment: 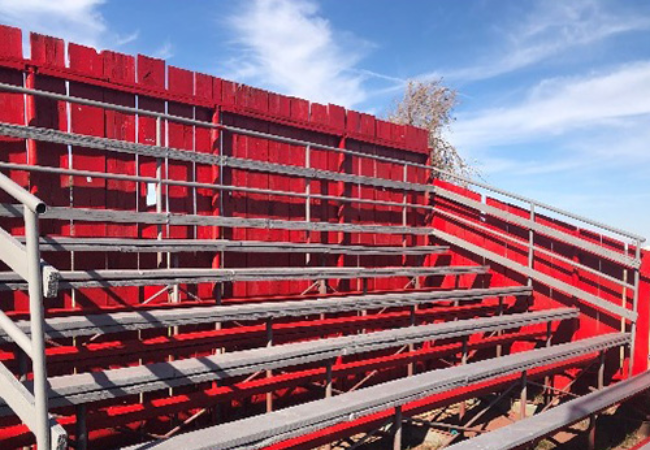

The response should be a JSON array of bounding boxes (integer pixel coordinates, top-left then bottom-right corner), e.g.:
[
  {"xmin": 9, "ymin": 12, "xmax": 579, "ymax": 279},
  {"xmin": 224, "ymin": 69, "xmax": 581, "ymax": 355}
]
[{"xmin": 1, "ymin": 0, "xmax": 649, "ymax": 241}]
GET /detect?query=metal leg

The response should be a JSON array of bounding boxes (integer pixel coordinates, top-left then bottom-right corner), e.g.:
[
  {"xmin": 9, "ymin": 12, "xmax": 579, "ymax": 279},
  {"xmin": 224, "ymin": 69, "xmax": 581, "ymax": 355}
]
[
  {"xmin": 325, "ymin": 360, "xmax": 333, "ymax": 399},
  {"xmin": 75, "ymin": 404, "xmax": 87, "ymax": 450},
  {"xmin": 408, "ymin": 305, "xmax": 417, "ymax": 377},
  {"xmin": 324, "ymin": 360, "xmax": 334, "ymax": 450},
  {"xmin": 588, "ymin": 350, "xmax": 606, "ymax": 450},
  {"xmin": 266, "ymin": 318, "xmax": 274, "ymax": 413},
  {"xmin": 544, "ymin": 321, "xmax": 552, "ymax": 404},
  {"xmin": 459, "ymin": 336, "xmax": 468, "ymax": 421},
  {"xmin": 496, "ymin": 296, "xmax": 504, "ymax": 358},
  {"xmin": 25, "ymin": 209, "xmax": 51, "ymax": 450},
  {"xmin": 520, "ymin": 370, "xmax": 528, "ymax": 420},
  {"xmin": 393, "ymin": 405, "xmax": 403, "ymax": 450}
]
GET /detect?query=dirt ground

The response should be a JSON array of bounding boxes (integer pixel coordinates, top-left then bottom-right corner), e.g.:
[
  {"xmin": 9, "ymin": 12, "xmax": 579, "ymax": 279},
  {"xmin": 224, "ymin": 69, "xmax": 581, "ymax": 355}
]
[{"xmin": 318, "ymin": 393, "xmax": 650, "ymax": 450}]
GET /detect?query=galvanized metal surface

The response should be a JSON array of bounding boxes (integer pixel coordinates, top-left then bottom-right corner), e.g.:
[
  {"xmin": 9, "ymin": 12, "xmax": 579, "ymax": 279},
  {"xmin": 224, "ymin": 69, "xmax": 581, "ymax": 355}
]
[
  {"xmin": 0, "ymin": 123, "xmax": 431, "ymax": 194},
  {"xmin": 121, "ymin": 333, "xmax": 629, "ymax": 450},
  {"xmin": 435, "ymin": 186, "xmax": 639, "ymax": 268},
  {"xmin": 0, "ymin": 204, "xmax": 435, "ymax": 236},
  {"xmin": 0, "ymin": 286, "xmax": 531, "ymax": 342},
  {"xmin": 0, "ymin": 56, "xmax": 644, "ymax": 450},
  {"xmin": 27, "ymin": 236, "xmax": 447, "ymax": 256},
  {"xmin": 0, "ymin": 174, "xmax": 60, "ymax": 448},
  {"xmin": 0, "ymin": 265, "xmax": 487, "ymax": 291},
  {"xmin": 432, "ymin": 206, "xmax": 636, "ymax": 290},
  {"xmin": 0, "ymin": 81, "xmax": 643, "ymax": 243},
  {"xmin": 446, "ymin": 369, "xmax": 650, "ymax": 450},
  {"xmin": 0, "ymin": 362, "xmax": 67, "ymax": 450},
  {"xmin": 1, "ymin": 308, "xmax": 578, "ymax": 415},
  {"xmin": 431, "ymin": 229, "xmax": 636, "ymax": 322}
]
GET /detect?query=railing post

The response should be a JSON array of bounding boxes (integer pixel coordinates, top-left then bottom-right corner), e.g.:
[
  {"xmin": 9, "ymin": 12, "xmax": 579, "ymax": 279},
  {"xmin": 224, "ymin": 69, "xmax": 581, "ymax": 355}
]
[
  {"xmin": 305, "ymin": 144, "xmax": 311, "ymax": 253},
  {"xmin": 266, "ymin": 318, "xmax": 274, "ymax": 413},
  {"xmin": 75, "ymin": 404, "xmax": 87, "ymax": 450},
  {"xmin": 407, "ymin": 304, "xmax": 416, "ymax": 377},
  {"xmin": 393, "ymin": 405, "xmax": 403, "ymax": 450},
  {"xmin": 527, "ymin": 204, "xmax": 535, "ymax": 287},
  {"xmin": 496, "ymin": 296, "xmax": 504, "ymax": 358},
  {"xmin": 459, "ymin": 336, "xmax": 468, "ymax": 420},
  {"xmin": 155, "ymin": 117, "xmax": 164, "ymax": 266},
  {"xmin": 629, "ymin": 240, "xmax": 641, "ymax": 377},
  {"xmin": 24, "ymin": 208, "xmax": 50, "ymax": 450},
  {"xmin": 519, "ymin": 370, "xmax": 528, "ymax": 420}
]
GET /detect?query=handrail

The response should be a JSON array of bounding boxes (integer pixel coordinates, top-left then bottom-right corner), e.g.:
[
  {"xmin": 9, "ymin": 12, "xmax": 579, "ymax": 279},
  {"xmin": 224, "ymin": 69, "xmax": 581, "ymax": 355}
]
[
  {"xmin": 0, "ymin": 172, "xmax": 46, "ymax": 214},
  {"xmin": 0, "ymin": 81, "xmax": 644, "ymax": 243},
  {"xmin": 0, "ymin": 172, "xmax": 59, "ymax": 448}
]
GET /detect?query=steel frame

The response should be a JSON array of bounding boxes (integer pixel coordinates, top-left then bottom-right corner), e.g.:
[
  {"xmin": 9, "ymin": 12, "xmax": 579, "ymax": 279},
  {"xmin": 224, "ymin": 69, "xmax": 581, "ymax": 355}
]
[
  {"xmin": 0, "ymin": 308, "xmax": 577, "ymax": 415},
  {"xmin": 446, "ymin": 367, "xmax": 650, "ymax": 450},
  {"xmin": 0, "ymin": 265, "xmax": 486, "ymax": 292},
  {"xmin": 121, "ymin": 333, "xmax": 629, "ymax": 450},
  {"xmin": 0, "ymin": 286, "xmax": 531, "ymax": 342},
  {"xmin": 0, "ymin": 80, "xmax": 644, "ymax": 244},
  {"xmin": 0, "ymin": 73, "xmax": 643, "ymax": 450},
  {"xmin": 0, "ymin": 173, "xmax": 65, "ymax": 449}
]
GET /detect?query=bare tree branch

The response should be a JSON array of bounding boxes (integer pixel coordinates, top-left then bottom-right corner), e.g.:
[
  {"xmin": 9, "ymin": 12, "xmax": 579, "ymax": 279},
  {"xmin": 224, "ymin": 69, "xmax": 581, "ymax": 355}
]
[{"xmin": 387, "ymin": 79, "xmax": 475, "ymax": 180}]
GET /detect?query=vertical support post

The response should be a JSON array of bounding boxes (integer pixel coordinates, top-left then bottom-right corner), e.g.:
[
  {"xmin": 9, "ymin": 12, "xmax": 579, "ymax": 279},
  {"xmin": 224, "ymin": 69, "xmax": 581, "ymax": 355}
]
[
  {"xmin": 393, "ymin": 405, "xmax": 403, "ymax": 450},
  {"xmin": 544, "ymin": 320, "xmax": 552, "ymax": 403},
  {"xmin": 25, "ymin": 208, "xmax": 51, "ymax": 450},
  {"xmin": 360, "ymin": 277, "xmax": 368, "ymax": 334},
  {"xmin": 17, "ymin": 348, "xmax": 27, "ymax": 382},
  {"xmin": 75, "ymin": 404, "xmax": 87, "ymax": 450},
  {"xmin": 325, "ymin": 359, "xmax": 333, "ymax": 399},
  {"xmin": 519, "ymin": 370, "xmax": 528, "ymax": 420},
  {"xmin": 527, "ymin": 204, "xmax": 535, "ymax": 287},
  {"xmin": 496, "ymin": 296, "xmax": 504, "ymax": 358},
  {"xmin": 459, "ymin": 336, "xmax": 468, "ymax": 420},
  {"xmin": 305, "ymin": 144, "xmax": 311, "ymax": 264},
  {"xmin": 211, "ymin": 380, "xmax": 222, "ymax": 425},
  {"xmin": 266, "ymin": 318, "xmax": 274, "ymax": 413},
  {"xmin": 402, "ymin": 164, "xmax": 408, "ymax": 261},
  {"xmin": 587, "ymin": 415, "xmax": 596, "ymax": 450},
  {"xmin": 211, "ymin": 106, "xmax": 224, "ymax": 326},
  {"xmin": 408, "ymin": 304, "xmax": 417, "ymax": 377},
  {"xmin": 629, "ymin": 241, "xmax": 641, "ymax": 377},
  {"xmin": 588, "ymin": 350, "xmax": 606, "ymax": 450},
  {"xmin": 620, "ymin": 268, "xmax": 628, "ymax": 369},
  {"xmin": 155, "ymin": 117, "xmax": 164, "ymax": 268},
  {"xmin": 319, "ymin": 253, "xmax": 328, "ymax": 295},
  {"xmin": 323, "ymin": 359, "xmax": 334, "ymax": 450},
  {"xmin": 597, "ymin": 349, "xmax": 605, "ymax": 390}
]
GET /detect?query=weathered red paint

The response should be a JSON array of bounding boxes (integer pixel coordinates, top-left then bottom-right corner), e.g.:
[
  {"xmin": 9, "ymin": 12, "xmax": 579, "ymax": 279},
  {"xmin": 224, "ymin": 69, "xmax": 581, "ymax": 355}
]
[{"xmin": 0, "ymin": 24, "xmax": 647, "ymax": 449}]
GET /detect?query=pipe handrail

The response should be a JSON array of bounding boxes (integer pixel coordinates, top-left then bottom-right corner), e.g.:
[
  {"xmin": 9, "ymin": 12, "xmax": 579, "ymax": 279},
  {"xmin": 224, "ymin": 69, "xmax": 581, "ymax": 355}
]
[
  {"xmin": 0, "ymin": 172, "xmax": 53, "ymax": 447},
  {"xmin": 0, "ymin": 81, "xmax": 643, "ymax": 243},
  {"xmin": 0, "ymin": 172, "xmax": 46, "ymax": 214}
]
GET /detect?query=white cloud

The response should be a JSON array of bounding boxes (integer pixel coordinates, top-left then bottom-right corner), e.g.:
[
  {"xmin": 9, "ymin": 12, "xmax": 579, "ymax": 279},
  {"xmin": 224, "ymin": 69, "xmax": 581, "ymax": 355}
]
[
  {"xmin": 426, "ymin": 0, "xmax": 650, "ymax": 83},
  {"xmin": 452, "ymin": 61, "xmax": 650, "ymax": 151},
  {"xmin": 0, "ymin": 0, "xmax": 137, "ymax": 52},
  {"xmin": 152, "ymin": 40, "xmax": 174, "ymax": 60},
  {"xmin": 224, "ymin": 0, "xmax": 371, "ymax": 107}
]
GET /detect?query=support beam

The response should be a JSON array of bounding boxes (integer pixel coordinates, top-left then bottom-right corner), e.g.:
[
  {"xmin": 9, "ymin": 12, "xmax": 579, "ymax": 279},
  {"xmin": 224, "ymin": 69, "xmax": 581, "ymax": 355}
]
[
  {"xmin": 0, "ymin": 308, "xmax": 581, "ymax": 415},
  {"xmin": 446, "ymin": 365, "xmax": 650, "ymax": 450},
  {"xmin": 431, "ymin": 229, "xmax": 636, "ymax": 322},
  {"xmin": 393, "ymin": 406, "xmax": 403, "ymax": 450},
  {"xmin": 122, "ymin": 334, "xmax": 629, "ymax": 450},
  {"xmin": 0, "ymin": 286, "xmax": 531, "ymax": 343},
  {"xmin": 0, "ymin": 362, "xmax": 67, "ymax": 450}
]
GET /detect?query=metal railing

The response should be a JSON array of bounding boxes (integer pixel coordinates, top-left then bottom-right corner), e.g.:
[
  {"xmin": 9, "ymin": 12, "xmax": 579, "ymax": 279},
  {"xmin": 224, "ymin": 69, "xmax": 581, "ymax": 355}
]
[
  {"xmin": 0, "ymin": 172, "xmax": 65, "ymax": 449},
  {"xmin": 0, "ymin": 75, "xmax": 645, "ymax": 447},
  {"xmin": 0, "ymin": 81, "xmax": 643, "ymax": 312}
]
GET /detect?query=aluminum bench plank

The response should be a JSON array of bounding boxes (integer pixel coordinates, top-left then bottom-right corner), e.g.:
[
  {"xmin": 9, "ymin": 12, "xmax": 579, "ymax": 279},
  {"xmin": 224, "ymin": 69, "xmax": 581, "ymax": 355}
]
[
  {"xmin": 122, "ymin": 333, "xmax": 629, "ymax": 450},
  {"xmin": 0, "ymin": 308, "xmax": 577, "ymax": 415}
]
